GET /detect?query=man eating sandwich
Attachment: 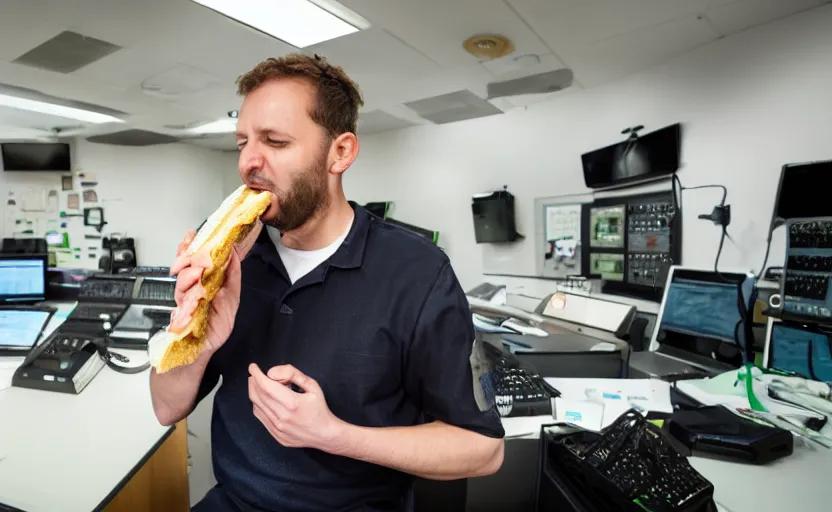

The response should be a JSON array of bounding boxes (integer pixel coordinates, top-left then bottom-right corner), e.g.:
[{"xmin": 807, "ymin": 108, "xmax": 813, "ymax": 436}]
[{"xmin": 149, "ymin": 53, "xmax": 505, "ymax": 512}]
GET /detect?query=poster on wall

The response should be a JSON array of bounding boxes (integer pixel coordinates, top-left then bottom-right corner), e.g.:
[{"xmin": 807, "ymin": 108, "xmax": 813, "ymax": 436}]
[{"xmin": 543, "ymin": 204, "xmax": 582, "ymax": 278}]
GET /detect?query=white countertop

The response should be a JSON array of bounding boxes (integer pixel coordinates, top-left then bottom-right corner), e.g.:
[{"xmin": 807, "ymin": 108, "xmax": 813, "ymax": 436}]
[{"xmin": 0, "ymin": 302, "xmax": 172, "ymax": 512}]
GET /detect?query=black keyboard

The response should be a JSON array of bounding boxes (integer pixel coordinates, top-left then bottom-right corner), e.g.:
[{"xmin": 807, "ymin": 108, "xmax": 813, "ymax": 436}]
[{"xmin": 483, "ymin": 341, "xmax": 560, "ymax": 417}]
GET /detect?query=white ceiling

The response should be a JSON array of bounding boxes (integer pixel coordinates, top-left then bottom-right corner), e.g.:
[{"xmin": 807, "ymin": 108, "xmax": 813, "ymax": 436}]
[{"xmin": 0, "ymin": 0, "xmax": 827, "ymax": 149}]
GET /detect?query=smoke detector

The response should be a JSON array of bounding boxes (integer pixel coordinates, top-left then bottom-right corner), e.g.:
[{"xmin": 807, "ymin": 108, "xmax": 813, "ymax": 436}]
[{"xmin": 463, "ymin": 34, "xmax": 515, "ymax": 60}]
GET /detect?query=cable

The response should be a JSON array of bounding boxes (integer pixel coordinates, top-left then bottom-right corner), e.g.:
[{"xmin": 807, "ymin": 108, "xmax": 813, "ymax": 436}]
[{"xmin": 671, "ymin": 176, "xmax": 731, "ymax": 280}]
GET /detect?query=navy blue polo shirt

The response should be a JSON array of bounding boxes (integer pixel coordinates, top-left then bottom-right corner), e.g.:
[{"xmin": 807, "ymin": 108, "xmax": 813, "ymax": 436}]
[{"xmin": 193, "ymin": 203, "xmax": 504, "ymax": 512}]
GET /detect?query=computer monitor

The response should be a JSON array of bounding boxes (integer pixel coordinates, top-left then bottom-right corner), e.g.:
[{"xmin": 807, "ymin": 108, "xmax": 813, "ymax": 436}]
[
  {"xmin": 773, "ymin": 160, "xmax": 832, "ymax": 221},
  {"xmin": 589, "ymin": 205, "xmax": 625, "ymax": 248},
  {"xmin": 763, "ymin": 319, "xmax": 832, "ymax": 381},
  {"xmin": 650, "ymin": 266, "xmax": 747, "ymax": 369},
  {"xmin": 0, "ymin": 307, "xmax": 53, "ymax": 351},
  {"xmin": 589, "ymin": 253, "xmax": 624, "ymax": 282},
  {"xmin": 0, "ymin": 255, "xmax": 47, "ymax": 304}
]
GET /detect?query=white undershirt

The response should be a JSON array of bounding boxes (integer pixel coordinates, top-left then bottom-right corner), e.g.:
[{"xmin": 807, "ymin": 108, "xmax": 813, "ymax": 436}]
[{"xmin": 267, "ymin": 226, "xmax": 349, "ymax": 284}]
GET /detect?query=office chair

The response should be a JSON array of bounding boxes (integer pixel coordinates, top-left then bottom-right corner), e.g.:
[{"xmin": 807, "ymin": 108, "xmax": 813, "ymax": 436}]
[
  {"xmin": 411, "ymin": 478, "xmax": 466, "ymax": 512},
  {"xmin": 513, "ymin": 347, "xmax": 630, "ymax": 379}
]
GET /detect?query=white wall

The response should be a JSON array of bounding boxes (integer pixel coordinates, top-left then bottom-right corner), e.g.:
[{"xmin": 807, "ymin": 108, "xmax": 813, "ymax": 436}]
[
  {"xmin": 0, "ymin": 139, "xmax": 232, "ymax": 267},
  {"xmin": 345, "ymin": 4, "xmax": 832, "ymax": 307}
]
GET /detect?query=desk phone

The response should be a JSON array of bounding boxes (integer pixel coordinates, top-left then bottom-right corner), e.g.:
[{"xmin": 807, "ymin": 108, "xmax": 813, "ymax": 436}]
[{"xmin": 13, "ymin": 331, "xmax": 106, "ymax": 394}]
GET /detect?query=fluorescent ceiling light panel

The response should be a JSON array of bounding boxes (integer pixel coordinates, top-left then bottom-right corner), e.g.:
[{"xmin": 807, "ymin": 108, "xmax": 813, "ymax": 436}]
[
  {"xmin": 191, "ymin": 0, "xmax": 369, "ymax": 48},
  {"xmin": 188, "ymin": 119, "xmax": 237, "ymax": 134},
  {"xmin": 0, "ymin": 93, "xmax": 124, "ymax": 124}
]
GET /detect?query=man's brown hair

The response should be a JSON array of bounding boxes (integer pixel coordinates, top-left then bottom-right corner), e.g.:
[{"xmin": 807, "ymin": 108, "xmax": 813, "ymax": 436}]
[{"xmin": 236, "ymin": 53, "xmax": 364, "ymax": 138}]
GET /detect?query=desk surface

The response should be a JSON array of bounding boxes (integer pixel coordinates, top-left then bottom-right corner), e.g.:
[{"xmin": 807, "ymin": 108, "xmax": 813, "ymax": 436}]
[
  {"xmin": 500, "ymin": 389, "xmax": 831, "ymax": 512},
  {"xmin": 690, "ymin": 441, "xmax": 832, "ymax": 512},
  {"xmin": 0, "ymin": 302, "xmax": 171, "ymax": 512}
]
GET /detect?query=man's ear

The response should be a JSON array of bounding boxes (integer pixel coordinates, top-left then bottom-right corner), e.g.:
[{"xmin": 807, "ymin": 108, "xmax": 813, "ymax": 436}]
[{"xmin": 328, "ymin": 132, "xmax": 359, "ymax": 175}]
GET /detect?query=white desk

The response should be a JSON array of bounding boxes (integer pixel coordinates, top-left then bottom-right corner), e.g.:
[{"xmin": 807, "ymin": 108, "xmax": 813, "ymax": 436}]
[
  {"xmin": 0, "ymin": 302, "xmax": 173, "ymax": 512},
  {"xmin": 502, "ymin": 393, "xmax": 831, "ymax": 512},
  {"xmin": 690, "ymin": 440, "xmax": 832, "ymax": 512}
]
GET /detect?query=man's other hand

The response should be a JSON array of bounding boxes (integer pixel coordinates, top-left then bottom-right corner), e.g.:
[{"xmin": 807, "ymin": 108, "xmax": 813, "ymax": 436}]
[{"xmin": 248, "ymin": 364, "xmax": 346, "ymax": 453}]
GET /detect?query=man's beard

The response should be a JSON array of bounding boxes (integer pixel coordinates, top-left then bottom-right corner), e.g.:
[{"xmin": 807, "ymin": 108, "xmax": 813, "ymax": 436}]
[{"xmin": 266, "ymin": 150, "xmax": 330, "ymax": 233}]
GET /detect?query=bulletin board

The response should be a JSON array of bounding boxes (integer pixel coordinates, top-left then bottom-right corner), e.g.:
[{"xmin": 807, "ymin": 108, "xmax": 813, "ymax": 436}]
[{"xmin": 4, "ymin": 171, "xmax": 106, "ymax": 270}]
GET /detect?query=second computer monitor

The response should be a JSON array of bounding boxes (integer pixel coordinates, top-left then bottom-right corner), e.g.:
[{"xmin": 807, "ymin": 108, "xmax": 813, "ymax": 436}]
[
  {"xmin": 650, "ymin": 266, "xmax": 747, "ymax": 368},
  {"xmin": 589, "ymin": 205, "xmax": 625, "ymax": 249}
]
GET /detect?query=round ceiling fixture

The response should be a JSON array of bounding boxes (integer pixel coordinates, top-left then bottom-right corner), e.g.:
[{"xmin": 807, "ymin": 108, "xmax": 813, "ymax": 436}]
[{"xmin": 463, "ymin": 34, "xmax": 515, "ymax": 60}]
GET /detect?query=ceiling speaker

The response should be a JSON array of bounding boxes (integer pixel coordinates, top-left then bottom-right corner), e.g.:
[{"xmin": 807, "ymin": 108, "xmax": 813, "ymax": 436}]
[{"xmin": 463, "ymin": 35, "xmax": 515, "ymax": 60}]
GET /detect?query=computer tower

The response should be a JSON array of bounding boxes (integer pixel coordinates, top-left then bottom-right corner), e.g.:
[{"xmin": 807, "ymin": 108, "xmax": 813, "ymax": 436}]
[{"xmin": 472, "ymin": 190, "xmax": 518, "ymax": 243}]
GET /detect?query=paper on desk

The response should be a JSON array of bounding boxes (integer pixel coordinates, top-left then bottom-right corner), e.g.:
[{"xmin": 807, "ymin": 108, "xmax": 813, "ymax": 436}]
[
  {"xmin": 546, "ymin": 378, "xmax": 673, "ymax": 430},
  {"xmin": 676, "ymin": 370, "xmax": 827, "ymax": 421}
]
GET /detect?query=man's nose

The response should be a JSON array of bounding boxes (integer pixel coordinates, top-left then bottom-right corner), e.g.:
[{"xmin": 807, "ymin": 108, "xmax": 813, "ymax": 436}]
[{"xmin": 239, "ymin": 144, "xmax": 264, "ymax": 176}]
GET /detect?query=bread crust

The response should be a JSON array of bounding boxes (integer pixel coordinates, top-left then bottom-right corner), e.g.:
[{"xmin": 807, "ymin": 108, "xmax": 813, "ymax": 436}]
[{"xmin": 150, "ymin": 186, "xmax": 271, "ymax": 373}]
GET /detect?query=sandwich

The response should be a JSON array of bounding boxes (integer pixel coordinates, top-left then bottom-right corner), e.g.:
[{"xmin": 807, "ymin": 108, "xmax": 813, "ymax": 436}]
[{"xmin": 149, "ymin": 185, "xmax": 272, "ymax": 373}]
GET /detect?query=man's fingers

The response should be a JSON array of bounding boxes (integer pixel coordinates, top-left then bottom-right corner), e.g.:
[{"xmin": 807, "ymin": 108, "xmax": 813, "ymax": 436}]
[
  {"xmin": 249, "ymin": 363, "xmax": 299, "ymax": 411},
  {"xmin": 171, "ymin": 231, "xmax": 198, "ymax": 274},
  {"xmin": 176, "ymin": 231, "xmax": 197, "ymax": 256},
  {"xmin": 170, "ymin": 253, "xmax": 191, "ymax": 276},
  {"xmin": 267, "ymin": 364, "xmax": 321, "ymax": 394},
  {"xmin": 174, "ymin": 266, "xmax": 204, "ymax": 304}
]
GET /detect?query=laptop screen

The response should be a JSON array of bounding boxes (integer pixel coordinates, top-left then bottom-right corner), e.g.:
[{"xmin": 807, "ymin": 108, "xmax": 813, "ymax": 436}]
[
  {"xmin": 0, "ymin": 256, "xmax": 46, "ymax": 303},
  {"xmin": 0, "ymin": 308, "xmax": 51, "ymax": 349},
  {"xmin": 654, "ymin": 268, "xmax": 746, "ymax": 368}
]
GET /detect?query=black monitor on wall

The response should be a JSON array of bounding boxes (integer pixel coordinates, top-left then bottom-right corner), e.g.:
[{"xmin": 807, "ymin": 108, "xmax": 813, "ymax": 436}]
[
  {"xmin": 581, "ymin": 123, "xmax": 682, "ymax": 190},
  {"xmin": 1, "ymin": 143, "xmax": 71, "ymax": 172}
]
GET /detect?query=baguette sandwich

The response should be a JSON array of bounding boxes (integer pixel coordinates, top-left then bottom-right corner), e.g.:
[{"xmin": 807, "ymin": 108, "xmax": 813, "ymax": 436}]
[{"xmin": 149, "ymin": 185, "xmax": 272, "ymax": 373}]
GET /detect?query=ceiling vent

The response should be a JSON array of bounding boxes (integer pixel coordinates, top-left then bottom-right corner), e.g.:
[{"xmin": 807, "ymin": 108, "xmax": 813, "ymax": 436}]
[
  {"xmin": 486, "ymin": 68, "xmax": 574, "ymax": 100},
  {"xmin": 141, "ymin": 65, "xmax": 222, "ymax": 99},
  {"xmin": 403, "ymin": 90, "xmax": 503, "ymax": 124},
  {"xmin": 13, "ymin": 31, "xmax": 121, "ymax": 74},
  {"xmin": 357, "ymin": 110, "xmax": 419, "ymax": 134},
  {"xmin": 86, "ymin": 130, "xmax": 180, "ymax": 146}
]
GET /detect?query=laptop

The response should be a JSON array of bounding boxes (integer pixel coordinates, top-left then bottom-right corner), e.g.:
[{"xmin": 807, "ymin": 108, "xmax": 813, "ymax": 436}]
[
  {"xmin": 630, "ymin": 266, "xmax": 748, "ymax": 379},
  {"xmin": 0, "ymin": 306, "xmax": 55, "ymax": 356}
]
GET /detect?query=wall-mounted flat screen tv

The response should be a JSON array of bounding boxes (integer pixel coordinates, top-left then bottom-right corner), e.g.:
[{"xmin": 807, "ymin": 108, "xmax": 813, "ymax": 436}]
[
  {"xmin": 581, "ymin": 123, "xmax": 681, "ymax": 190},
  {"xmin": 1, "ymin": 142, "xmax": 71, "ymax": 172}
]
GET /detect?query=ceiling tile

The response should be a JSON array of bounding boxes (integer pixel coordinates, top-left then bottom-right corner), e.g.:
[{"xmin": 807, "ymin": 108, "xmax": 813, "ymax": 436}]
[
  {"xmin": 507, "ymin": 0, "xmax": 724, "ymax": 50},
  {"xmin": 705, "ymin": 0, "xmax": 825, "ymax": 35},
  {"xmin": 559, "ymin": 14, "xmax": 720, "ymax": 87},
  {"xmin": 403, "ymin": 89, "xmax": 503, "ymax": 124},
  {"xmin": 341, "ymin": 0, "xmax": 551, "ymax": 68},
  {"xmin": 358, "ymin": 110, "xmax": 421, "ymax": 134}
]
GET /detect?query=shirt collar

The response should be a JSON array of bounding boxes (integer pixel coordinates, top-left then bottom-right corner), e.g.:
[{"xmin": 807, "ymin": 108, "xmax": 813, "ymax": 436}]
[{"xmin": 249, "ymin": 201, "xmax": 370, "ymax": 270}]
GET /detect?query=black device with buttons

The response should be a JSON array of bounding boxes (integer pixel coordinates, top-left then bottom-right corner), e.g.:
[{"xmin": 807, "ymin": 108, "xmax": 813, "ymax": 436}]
[
  {"xmin": 12, "ymin": 332, "xmax": 106, "ymax": 394},
  {"xmin": 780, "ymin": 218, "xmax": 832, "ymax": 322},
  {"xmin": 626, "ymin": 195, "xmax": 676, "ymax": 287}
]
